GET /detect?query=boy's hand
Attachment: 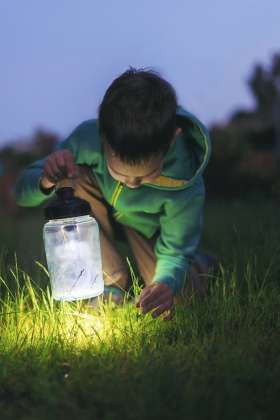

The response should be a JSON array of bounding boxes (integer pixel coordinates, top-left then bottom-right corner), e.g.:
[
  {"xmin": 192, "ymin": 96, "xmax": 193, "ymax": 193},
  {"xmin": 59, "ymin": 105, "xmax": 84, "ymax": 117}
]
[
  {"xmin": 136, "ymin": 283, "xmax": 174, "ymax": 320},
  {"xmin": 41, "ymin": 150, "xmax": 79, "ymax": 189}
]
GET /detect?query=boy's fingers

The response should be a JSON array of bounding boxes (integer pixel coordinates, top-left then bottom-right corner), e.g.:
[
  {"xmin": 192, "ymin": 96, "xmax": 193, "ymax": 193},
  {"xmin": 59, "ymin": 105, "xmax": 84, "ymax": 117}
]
[
  {"xmin": 163, "ymin": 308, "xmax": 175, "ymax": 321},
  {"xmin": 139, "ymin": 291, "xmax": 157, "ymax": 308},
  {"xmin": 64, "ymin": 152, "xmax": 78, "ymax": 177},
  {"xmin": 54, "ymin": 151, "xmax": 77, "ymax": 178},
  {"xmin": 151, "ymin": 303, "xmax": 172, "ymax": 319},
  {"xmin": 136, "ymin": 290, "xmax": 147, "ymax": 307},
  {"xmin": 137, "ymin": 286, "xmax": 153, "ymax": 306},
  {"xmin": 44, "ymin": 151, "xmax": 78, "ymax": 181},
  {"xmin": 44, "ymin": 161, "xmax": 61, "ymax": 182},
  {"xmin": 55, "ymin": 152, "xmax": 67, "ymax": 174},
  {"xmin": 140, "ymin": 286, "xmax": 169, "ymax": 308},
  {"xmin": 50, "ymin": 155, "xmax": 64, "ymax": 177},
  {"xmin": 141, "ymin": 293, "xmax": 171, "ymax": 314}
]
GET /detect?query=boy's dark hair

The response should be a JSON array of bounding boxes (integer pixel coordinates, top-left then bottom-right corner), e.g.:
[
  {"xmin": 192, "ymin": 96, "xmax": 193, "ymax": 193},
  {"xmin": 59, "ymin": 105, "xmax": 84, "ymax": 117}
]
[{"xmin": 98, "ymin": 67, "xmax": 178, "ymax": 164}]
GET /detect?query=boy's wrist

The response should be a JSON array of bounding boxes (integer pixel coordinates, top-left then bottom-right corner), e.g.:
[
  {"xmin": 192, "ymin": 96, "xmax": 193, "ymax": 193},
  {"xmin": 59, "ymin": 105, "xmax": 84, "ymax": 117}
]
[
  {"xmin": 153, "ymin": 276, "xmax": 176, "ymax": 295},
  {"xmin": 39, "ymin": 177, "xmax": 55, "ymax": 195},
  {"xmin": 153, "ymin": 273, "xmax": 187, "ymax": 296},
  {"xmin": 40, "ymin": 175, "xmax": 56, "ymax": 189}
]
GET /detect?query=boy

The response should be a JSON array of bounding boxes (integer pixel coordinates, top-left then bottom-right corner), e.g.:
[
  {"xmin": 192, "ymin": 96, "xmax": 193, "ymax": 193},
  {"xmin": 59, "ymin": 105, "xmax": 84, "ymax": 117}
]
[{"xmin": 15, "ymin": 67, "xmax": 212, "ymax": 320}]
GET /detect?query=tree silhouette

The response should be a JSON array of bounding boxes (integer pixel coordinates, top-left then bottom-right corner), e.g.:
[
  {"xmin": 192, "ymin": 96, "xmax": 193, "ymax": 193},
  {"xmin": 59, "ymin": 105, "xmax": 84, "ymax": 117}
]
[
  {"xmin": 206, "ymin": 52, "xmax": 280, "ymax": 198},
  {"xmin": 248, "ymin": 54, "xmax": 280, "ymax": 155},
  {"xmin": 249, "ymin": 64, "xmax": 276, "ymax": 114}
]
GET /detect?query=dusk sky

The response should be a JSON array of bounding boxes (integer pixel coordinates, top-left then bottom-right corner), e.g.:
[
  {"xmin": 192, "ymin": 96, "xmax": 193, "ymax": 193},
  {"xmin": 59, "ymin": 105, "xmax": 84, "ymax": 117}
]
[{"xmin": 0, "ymin": 1, "xmax": 279, "ymax": 146}]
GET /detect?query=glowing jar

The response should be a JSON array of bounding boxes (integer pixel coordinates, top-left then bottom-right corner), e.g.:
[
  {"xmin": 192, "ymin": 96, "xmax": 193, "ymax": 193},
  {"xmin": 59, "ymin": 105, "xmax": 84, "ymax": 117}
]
[{"xmin": 43, "ymin": 187, "xmax": 104, "ymax": 301}]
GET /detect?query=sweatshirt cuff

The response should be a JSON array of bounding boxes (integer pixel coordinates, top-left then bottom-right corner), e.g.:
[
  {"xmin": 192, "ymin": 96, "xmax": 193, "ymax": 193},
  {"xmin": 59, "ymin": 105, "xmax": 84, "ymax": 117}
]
[
  {"xmin": 14, "ymin": 173, "xmax": 55, "ymax": 207},
  {"xmin": 152, "ymin": 260, "xmax": 188, "ymax": 295}
]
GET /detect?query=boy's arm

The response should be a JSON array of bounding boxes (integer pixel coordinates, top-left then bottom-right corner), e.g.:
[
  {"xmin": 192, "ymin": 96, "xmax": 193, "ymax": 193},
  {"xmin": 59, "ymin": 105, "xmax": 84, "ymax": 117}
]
[
  {"xmin": 153, "ymin": 176, "xmax": 205, "ymax": 295},
  {"xmin": 14, "ymin": 127, "xmax": 81, "ymax": 207}
]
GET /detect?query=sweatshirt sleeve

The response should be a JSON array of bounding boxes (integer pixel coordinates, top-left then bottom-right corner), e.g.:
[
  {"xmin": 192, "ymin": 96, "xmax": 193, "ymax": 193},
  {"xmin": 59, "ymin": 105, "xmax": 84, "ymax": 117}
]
[
  {"xmin": 14, "ymin": 157, "xmax": 55, "ymax": 207},
  {"xmin": 14, "ymin": 126, "xmax": 81, "ymax": 207},
  {"xmin": 153, "ymin": 176, "xmax": 205, "ymax": 295}
]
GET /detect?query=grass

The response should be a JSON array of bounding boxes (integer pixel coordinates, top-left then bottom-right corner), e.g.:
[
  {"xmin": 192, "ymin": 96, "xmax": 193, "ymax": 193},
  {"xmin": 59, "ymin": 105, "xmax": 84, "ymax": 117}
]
[{"xmin": 0, "ymin": 198, "xmax": 280, "ymax": 419}]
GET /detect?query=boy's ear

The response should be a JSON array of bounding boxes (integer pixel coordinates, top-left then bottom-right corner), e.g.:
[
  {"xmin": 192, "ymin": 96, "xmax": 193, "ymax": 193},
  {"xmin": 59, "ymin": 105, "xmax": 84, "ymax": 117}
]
[
  {"xmin": 170, "ymin": 127, "xmax": 182, "ymax": 147},
  {"xmin": 175, "ymin": 127, "xmax": 182, "ymax": 136}
]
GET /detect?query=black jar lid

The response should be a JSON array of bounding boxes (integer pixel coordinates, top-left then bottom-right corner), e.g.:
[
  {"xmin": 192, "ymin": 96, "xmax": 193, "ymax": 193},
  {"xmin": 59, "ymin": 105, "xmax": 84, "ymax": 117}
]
[{"xmin": 44, "ymin": 187, "xmax": 91, "ymax": 220}]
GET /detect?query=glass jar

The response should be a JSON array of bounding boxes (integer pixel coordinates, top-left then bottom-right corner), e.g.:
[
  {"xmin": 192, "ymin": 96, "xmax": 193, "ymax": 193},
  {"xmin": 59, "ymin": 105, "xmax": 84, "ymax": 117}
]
[{"xmin": 43, "ymin": 215, "xmax": 103, "ymax": 301}]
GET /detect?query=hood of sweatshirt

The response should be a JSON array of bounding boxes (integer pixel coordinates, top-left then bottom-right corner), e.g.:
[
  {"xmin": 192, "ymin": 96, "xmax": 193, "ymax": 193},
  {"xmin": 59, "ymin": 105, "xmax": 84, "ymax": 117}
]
[{"xmin": 146, "ymin": 105, "xmax": 211, "ymax": 190}]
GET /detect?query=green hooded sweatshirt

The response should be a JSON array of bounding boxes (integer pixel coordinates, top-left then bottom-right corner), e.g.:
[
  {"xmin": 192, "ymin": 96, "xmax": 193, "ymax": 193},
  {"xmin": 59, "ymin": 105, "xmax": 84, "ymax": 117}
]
[{"xmin": 14, "ymin": 106, "xmax": 211, "ymax": 295}]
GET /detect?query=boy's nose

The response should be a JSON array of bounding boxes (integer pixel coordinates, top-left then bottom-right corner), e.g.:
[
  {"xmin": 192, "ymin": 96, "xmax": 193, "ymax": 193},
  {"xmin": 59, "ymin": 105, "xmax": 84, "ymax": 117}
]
[{"xmin": 125, "ymin": 177, "xmax": 141, "ymax": 188}]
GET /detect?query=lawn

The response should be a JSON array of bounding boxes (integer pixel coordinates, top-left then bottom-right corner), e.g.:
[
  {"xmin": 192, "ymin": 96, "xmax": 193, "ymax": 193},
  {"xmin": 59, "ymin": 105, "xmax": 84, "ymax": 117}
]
[{"xmin": 0, "ymin": 198, "xmax": 279, "ymax": 420}]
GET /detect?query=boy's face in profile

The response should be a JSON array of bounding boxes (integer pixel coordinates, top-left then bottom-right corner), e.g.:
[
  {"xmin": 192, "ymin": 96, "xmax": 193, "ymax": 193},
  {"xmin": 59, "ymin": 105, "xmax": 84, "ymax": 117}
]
[
  {"xmin": 104, "ymin": 128, "xmax": 182, "ymax": 189},
  {"xmin": 104, "ymin": 143, "xmax": 163, "ymax": 189}
]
